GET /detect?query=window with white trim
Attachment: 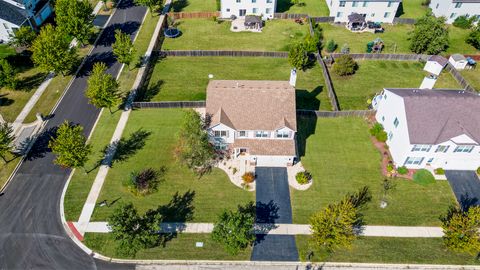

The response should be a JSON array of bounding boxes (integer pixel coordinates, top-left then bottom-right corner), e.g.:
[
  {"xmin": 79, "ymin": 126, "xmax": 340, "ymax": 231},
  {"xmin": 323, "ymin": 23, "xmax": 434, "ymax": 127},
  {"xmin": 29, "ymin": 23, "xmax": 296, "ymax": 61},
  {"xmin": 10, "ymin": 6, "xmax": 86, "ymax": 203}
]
[
  {"xmin": 404, "ymin": 157, "xmax": 424, "ymax": 166},
  {"xmin": 336, "ymin": 11, "xmax": 343, "ymax": 17},
  {"xmin": 393, "ymin": 117, "xmax": 399, "ymax": 128},
  {"xmin": 435, "ymin": 145, "xmax": 449, "ymax": 153},
  {"xmin": 255, "ymin": 131, "xmax": 269, "ymax": 138},
  {"xmin": 252, "ymin": 8, "xmax": 257, "ymax": 13},
  {"xmin": 352, "ymin": 1, "xmax": 358, "ymax": 7},
  {"xmin": 453, "ymin": 145, "xmax": 474, "ymax": 153},
  {"xmin": 267, "ymin": 0, "xmax": 272, "ymax": 3},
  {"xmin": 363, "ymin": 1, "xmax": 368, "ymax": 7},
  {"xmin": 412, "ymin": 144, "xmax": 432, "ymax": 152},
  {"xmin": 455, "ymin": 3, "xmax": 462, "ymax": 8},
  {"xmin": 339, "ymin": 1, "xmax": 346, "ymax": 7},
  {"xmin": 266, "ymin": 8, "xmax": 272, "ymax": 14},
  {"xmin": 384, "ymin": 12, "xmax": 391, "ymax": 18},
  {"xmin": 276, "ymin": 131, "xmax": 290, "ymax": 138},
  {"xmin": 214, "ymin": 130, "xmax": 228, "ymax": 137},
  {"xmin": 450, "ymin": 13, "xmax": 457, "ymax": 19},
  {"xmin": 238, "ymin": 131, "xmax": 247, "ymax": 137},
  {"xmin": 387, "ymin": 1, "xmax": 392, "ymax": 7},
  {"xmin": 388, "ymin": 131, "xmax": 393, "ymax": 141}
]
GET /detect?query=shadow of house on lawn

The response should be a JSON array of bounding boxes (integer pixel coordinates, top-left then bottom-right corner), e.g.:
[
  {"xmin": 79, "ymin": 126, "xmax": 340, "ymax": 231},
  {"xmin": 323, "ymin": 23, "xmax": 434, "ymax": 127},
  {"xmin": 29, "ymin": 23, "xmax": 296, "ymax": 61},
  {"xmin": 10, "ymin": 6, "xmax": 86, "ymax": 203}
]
[
  {"xmin": 296, "ymin": 86, "xmax": 323, "ymax": 111},
  {"xmin": 296, "ymin": 115, "xmax": 317, "ymax": 158},
  {"xmin": 171, "ymin": 0, "xmax": 189, "ymax": 12},
  {"xmin": 395, "ymin": 2, "xmax": 404, "ymax": 17},
  {"xmin": 276, "ymin": 0, "xmax": 294, "ymax": 13}
]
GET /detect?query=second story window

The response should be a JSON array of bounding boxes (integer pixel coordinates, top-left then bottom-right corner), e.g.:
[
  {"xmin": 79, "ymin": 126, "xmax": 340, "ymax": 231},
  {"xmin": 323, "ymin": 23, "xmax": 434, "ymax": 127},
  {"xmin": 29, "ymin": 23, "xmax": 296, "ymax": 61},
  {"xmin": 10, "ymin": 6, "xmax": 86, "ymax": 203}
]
[
  {"xmin": 276, "ymin": 131, "xmax": 290, "ymax": 138},
  {"xmin": 214, "ymin": 130, "xmax": 228, "ymax": 137},
  {"xmin": 387, "ymin": 1, "xmax": 393, "ymax": 7},
  {"xmin": 352, "ymin": 1, "xmax": 358, "ymax": 7},
  {"xmin": 267, "ymin": 0, "xmax": 272, "ymax": 3},
  {"xmin": 435, "ymin": 145, "xmax": 450, "ymax": 153},
  {"xmin": 252, "ymin": 0, "xmax": 256, "ymax": 3},
  {"xmin": 454, "ymin": 145, "xmax": 474, "ymax": 153},
  {"xmin": 236, "ymin": 0, "xmax": 241, "ymax": 3},
  {"xmin": 412, "ymin": 144, "xmax": 431, "ymax": 152},
  {"xmin": 339, "ymin": 1, "xmax": 346, "ymax": 7},
  {"xmin": 455, "ymin": 2, "xmax": 462, "ymax": 8},
  {"xmin": 238, "ymin": 131, "xmax": 247, "ymax": 137},
  {"xmin": 384, "ymin": 12, "xmax": 391, "ymax": 18},
  {"xmin": 393, "ymin": 117, "xmax": 399, "ymax": 128},
  {"xmin": 255, "ymin": 131, "xmax": 269, "ymax": 138},
  {"xmin": 363, "ymin": 1, "xmax": 368, "ymax": 7}
]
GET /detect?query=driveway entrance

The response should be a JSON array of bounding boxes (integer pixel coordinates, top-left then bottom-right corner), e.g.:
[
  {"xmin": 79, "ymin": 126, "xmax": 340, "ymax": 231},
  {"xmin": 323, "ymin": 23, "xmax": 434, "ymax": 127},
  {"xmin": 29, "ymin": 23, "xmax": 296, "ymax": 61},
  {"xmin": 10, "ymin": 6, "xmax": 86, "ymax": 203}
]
[
  {"xmin": 250, "ymin": 167, "xmax": 299, "ymax": 261},
  {"xmin": 445, "ymin": 170, "xmax": 480, "ymax": 209}
]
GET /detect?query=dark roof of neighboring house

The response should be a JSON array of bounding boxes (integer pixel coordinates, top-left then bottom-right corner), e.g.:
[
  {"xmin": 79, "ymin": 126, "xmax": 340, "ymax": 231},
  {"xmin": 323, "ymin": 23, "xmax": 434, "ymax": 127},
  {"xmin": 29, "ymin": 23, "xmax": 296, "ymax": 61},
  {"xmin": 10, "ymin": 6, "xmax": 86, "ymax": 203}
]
[
  {"xmin": 206, "ymin": 80, "xmax": 297, "ymax": 132},
  {"xmin": 0, "ymin": 1, "xmax": 28, "ymax": 26},
  {"xmin": 428, "ymin": 55, "xmax": 448, "ymax": 67},
  {"xmin": 348, "ymin": 13, "xmax": 366, "ymax": 23},
  {"xmin": 385, "ymin": 88, "xmax": 480, "ymax": 145},
  {"xmin": 450, "ymin": 53, "xmax": 467, "ymax": 62}
]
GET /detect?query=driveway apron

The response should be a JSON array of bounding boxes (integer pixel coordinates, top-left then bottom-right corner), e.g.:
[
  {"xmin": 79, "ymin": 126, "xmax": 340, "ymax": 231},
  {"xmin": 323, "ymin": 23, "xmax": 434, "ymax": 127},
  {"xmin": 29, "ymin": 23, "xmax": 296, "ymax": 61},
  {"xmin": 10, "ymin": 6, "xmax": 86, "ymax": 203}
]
[{"xmin": 251, "ymin": 167, "xmax": 299, "ymax": 261}]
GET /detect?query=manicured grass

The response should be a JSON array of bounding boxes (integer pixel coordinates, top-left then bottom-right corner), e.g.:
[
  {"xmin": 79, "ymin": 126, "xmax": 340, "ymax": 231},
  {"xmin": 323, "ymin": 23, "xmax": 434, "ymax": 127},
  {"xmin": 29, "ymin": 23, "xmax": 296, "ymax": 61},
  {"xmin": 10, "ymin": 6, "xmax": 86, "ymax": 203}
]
[
  {"xmin": 461, "ymin": 68, "xmax": 480, "ymax": 91},
  {"xmin": 397, "ymin": 0, "xmax": 428, "ymax": 18},
  {"xmin": 291, "ymin": 117, "xmax": 457, "ymax": 226},
  {"xmin": 0, "ymin": 153, "xmax": 22, "ymax": 189},
  {"xmin": 90, "ymin": 109, "xmax": 254, "ymax": 222},
  {"xmin": 413, "ymin": 169, "xmax": 436, "ymax": 186},
  {"xmin": 171, "ymin": 0, "xmax": 217, "ymax": 12},
  {"xmin": 296, "ymin": 236, "xmax": 480, "ymax": 265},
  {"xmin": 278, "ymin": 0, "xmax": 330, "ymax": 17},
  {"xmin": 162, "ymin": 18, "xmax": 308, "ymax": 51},
  {"xmin": 146, "ymin": 56, "xmax": 332, "ymax": 110},
  {"xmin": 320, "ymin": 23, "xmax": 479, "ymax": 55},
  {"xmin": 84, "ymin": 233, "xmax": 252, "ymax": 260},
  {"xmin": 329, "ymin": 60, "xmax": 460, "ymax": 110}
]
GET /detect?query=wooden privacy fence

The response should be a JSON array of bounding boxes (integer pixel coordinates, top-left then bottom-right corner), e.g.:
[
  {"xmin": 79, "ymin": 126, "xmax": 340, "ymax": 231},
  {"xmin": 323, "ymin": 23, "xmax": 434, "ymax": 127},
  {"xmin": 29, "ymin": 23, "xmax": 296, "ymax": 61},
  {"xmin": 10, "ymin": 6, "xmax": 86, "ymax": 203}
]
[
  {"xmin": 444, "ymin": 64, "xmax": 476, "ymax": 92},
  {"xmin": 133, "ymin": 101, "xmax": 206, "ymax": 108},
  {"xmin": 330, "ymin": 53, "xmax": 430, "ymax": 61},
  {"xmin": 298, "ymin": 110, "xmax": 375, "ymax": 118},
  {"xmin": 310, "ymin": 16, "xmax": 335, "ymax": 23},
  {"xmin": 168, "ymin": 12, "xmax": 220, "ymax": 19},
  {"xmin": 160, "ymin": 50, "xmax": 289, "ymax": 58},
  {"xmin": 393, "ymin": 18, "xmax": 416, "ymax": 24},
  {"xmin": 316, "ymin": 54, "xmax": 340, "ymax": 111},
  {"xmin": 274, "ymin": 13, "xmax": 307, "ymax": 19}
]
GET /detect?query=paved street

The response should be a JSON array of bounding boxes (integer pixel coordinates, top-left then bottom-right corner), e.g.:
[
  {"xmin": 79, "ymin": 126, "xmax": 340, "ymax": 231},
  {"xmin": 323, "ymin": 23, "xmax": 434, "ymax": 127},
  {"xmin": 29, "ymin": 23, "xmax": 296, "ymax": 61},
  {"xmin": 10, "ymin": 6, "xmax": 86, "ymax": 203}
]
[
  {"xmin": 0, "ymin": 1, "xmax": 146, "ymax": 269},
  {"xmin": 445, "ymin": 170, "xmax": 480, "ymax": 209}
]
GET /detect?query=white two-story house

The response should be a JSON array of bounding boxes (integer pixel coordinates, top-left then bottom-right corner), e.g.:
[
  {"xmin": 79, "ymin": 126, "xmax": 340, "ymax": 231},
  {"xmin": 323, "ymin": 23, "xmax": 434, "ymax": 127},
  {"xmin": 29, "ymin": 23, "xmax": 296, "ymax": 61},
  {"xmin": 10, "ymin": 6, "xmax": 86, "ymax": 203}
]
[
  {"xmin": 430, "ymin": 0, "xmax": 480, "ymax": 24},
  {"xmin": 206, "ymin": 80, "xmax": 297, "ymax": 167},
  {"xmin": 326, "ymin": 0, "xmax": 401, "ymax": 23},
  {"xmin": 375, "ymin": 88, "xmax": 480, "ymax": 171},
  {"xmin": 220, "ymin": 0, "xmax": 276, "ymax": 20}
]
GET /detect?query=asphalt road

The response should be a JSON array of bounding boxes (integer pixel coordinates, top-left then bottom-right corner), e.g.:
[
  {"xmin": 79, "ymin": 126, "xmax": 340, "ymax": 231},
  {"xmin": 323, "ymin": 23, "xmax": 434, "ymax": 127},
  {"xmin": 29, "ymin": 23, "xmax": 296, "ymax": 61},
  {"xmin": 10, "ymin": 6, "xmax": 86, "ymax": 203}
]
[
  {"xmin": 445, "ymin": 170, "xmax": 480, "ymax": 209},
  {"xmin": 251, "ymin": 167, "xmax": 299, "ymax": 261},
  {"xmin": 0, "ymin": 1, "xmax": 146, "ymax": 269}
]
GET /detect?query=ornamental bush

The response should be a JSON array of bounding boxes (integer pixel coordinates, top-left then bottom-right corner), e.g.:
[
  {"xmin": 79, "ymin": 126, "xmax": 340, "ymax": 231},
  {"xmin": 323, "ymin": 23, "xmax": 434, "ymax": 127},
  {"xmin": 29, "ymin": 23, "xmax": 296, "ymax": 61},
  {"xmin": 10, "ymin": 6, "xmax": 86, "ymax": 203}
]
[
  {"xmin": 413, "ymin": 169, "xmax": 435, "ymax": 185},
  {"xmin": 452, "ymin": 15, "xmax": 475, "ymax": 29},
  {"xmin": 434, "ymin": 168, "xmax": 445, "ymax": 175},
  {"xmin": 332, "ymin": 54, "xmax": 357, "ymax": 76},
  {"xmin": 242, "ymin": 172, "xmax": 255, "ymax": 183},
  {"xmin": 386, "ymin": 163, "xmax": 394, "ymax": 173},
  {"xmin": 397, "ymin": 166, "xmax": 408, "ymax": 175},
  {"xmin": 296, "ymin": 171, "xmax": 311, "ymax": 185},
  {"xmin": 326, "ymin": 39, "xmax": 337, "ymax": 53},
  {"xmin": 126, "ymin": 167, "xmax": 166, "ymax": 196}
]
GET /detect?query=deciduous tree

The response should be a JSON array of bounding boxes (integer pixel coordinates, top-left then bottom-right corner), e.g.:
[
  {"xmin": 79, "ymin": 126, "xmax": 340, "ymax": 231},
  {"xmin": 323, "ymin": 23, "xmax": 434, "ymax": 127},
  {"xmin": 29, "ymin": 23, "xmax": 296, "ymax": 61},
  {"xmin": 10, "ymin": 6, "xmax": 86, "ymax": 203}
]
[
  {"xmin": 441, "ymin": 205, "xmax": 480, "ymax": 255},
  {"xmin": 55, "ymin": 0, "xmax": 94, "ymax": 45},
  {"xmin": 134, "ymin": 0, "xmax": 163, "ymax": 13},
  {"xmin": 466, "ymin": 26, "xmax": 480, "ymax": 50},
  {"xmin": 48, "ymin": 121, "xmax": 91, "ymax": 169},
  {"xmin": 0, "ymin": 122, "xmax": 15, "ymax": 163},
  {"xmin": 86, "ymin": 62, "xmax": 121, "ymax": 113},
  {"xmin": 31, "ymin": 24, "xmax": 78, "ymax": 75},
  {"xmin": 0, "ymin": 59, "xmax": 17, "ymax": 89},
  {"xmin": 112, "ymin": 29, "xmax": 136, "ymax": 68},
  {"xmin": 9, "ymin": 26, "xmax": 36, "ymax": 48},
  {"xmin": 409, "ymin": 11, "xmax": 449, "ymax": 55},
  {"xmin": 212, "ymin": 202, "xmax": 256, "ymax": 255}
]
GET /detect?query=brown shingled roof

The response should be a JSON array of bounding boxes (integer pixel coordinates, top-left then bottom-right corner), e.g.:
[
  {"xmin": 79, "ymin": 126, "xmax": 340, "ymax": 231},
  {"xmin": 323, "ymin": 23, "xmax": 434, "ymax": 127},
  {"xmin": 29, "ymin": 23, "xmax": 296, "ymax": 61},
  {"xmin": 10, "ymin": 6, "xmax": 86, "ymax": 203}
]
[
  {"xmin": 232, "ymin": 139, "xmax": 296, "ymax": 156},
  {"xmin": 386, "ymin": 88, "xmax": 480, "ymax": 145},
  {"xmin": 206, "ymin": 80, "xmax": 297, "ymax": 132}
]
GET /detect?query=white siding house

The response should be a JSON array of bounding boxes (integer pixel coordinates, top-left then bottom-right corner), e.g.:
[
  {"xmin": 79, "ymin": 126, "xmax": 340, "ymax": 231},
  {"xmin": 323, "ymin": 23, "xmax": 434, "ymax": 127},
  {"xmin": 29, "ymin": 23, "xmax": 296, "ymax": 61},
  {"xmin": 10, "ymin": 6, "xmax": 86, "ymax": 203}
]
[
  {"xmin": 206, "ymin": 80, "xmax": 297, "ymax": 167},
  {"xmin": 220, "ymin": 0, "xmax": 276, "ymax": 20},
  {"xmin": 375, "ymin": 88, "xmax": 480, "ymax": 171},
  {"xmin": 326, "ymin": 0, "xmax": 401, "ymax": 23},
  {"xmin": 430, "ymin": 0, "xmax": 480, "ymax": 24}
]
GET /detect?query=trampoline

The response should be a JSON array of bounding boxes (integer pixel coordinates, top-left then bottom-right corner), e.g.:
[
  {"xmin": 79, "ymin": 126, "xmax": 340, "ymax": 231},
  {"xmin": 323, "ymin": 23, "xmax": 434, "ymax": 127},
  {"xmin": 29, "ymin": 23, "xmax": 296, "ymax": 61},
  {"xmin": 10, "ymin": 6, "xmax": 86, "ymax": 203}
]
[{"xmin": 164, "ymin": 28, "xmax": 180, "ymax": 38}]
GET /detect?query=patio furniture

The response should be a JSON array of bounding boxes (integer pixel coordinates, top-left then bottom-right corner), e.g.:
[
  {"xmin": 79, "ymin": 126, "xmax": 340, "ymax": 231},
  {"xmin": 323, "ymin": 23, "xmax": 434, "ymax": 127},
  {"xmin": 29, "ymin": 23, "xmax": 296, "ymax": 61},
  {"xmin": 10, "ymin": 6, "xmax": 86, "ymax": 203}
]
[
  {"xmin": 244, "ymin": 15, "xmax": 263, "ymax": 30},
  {"xmin": 347, "ymin": 13, "xmax": 367, "ymax": 32}
]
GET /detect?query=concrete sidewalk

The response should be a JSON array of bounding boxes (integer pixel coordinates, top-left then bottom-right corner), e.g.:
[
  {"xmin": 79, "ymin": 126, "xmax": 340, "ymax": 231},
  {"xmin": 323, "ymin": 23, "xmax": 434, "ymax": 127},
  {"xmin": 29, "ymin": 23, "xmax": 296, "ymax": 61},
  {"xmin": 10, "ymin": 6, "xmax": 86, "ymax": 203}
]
[{"xmin": 75, "ymin": 222, "xmax": 445, "ymax": 238}]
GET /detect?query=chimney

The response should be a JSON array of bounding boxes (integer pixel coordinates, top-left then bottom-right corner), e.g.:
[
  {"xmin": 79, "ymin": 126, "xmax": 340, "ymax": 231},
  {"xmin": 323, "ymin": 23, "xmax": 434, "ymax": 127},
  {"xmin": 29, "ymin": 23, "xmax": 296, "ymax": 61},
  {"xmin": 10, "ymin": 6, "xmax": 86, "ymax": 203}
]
[{"xmin": 289, "ymin": 68, "xmax": 297, "ymax": 87}]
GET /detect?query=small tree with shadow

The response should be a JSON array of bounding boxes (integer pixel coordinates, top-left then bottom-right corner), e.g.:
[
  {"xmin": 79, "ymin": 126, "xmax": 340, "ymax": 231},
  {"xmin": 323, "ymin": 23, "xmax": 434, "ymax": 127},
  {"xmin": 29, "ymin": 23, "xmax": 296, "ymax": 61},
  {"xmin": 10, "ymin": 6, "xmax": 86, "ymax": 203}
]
[
  {"xmin": 48, "ymin": 121, "xmax": 91, "ymax": 170},
  {"xmin": 112, "ymin": 29, "xmax": 136, "ymax": 68},
  {"xmin": 466, "ymin": 26, "xmax": 480, "ymax": 50},
  {"xmin": 0, "ymin": 122, "xmax": 15, "ymax": 163},
  {"xmin": 326, "ymin": 39, "xmax": 337, "ymax": 53},
  {"xmin": 309, "ymin": 186, "xmax": 371, "ymax": 257},
  {"xmin": 212, "ymin": 202, "xmax": 256, "ymax": 255},
  {"xmin": 440, "ymin": 205, "xmax": 480, "ymax": 256},
  {"xmin": 0, "ymin": 59, "xmax": 17, "ymax": 90},
  {"xmin": 125, "ymin": 167, "xmax": 166, "ymax": 196},
  {"xmin": 333, "ymin": 54, "xmax": 357, "ymax": 76},
  {"xmin": 288, "ymin": 42, "xmax": 310, "ymax": 71},
  {"xmin": 86, "ymin": 62, "xmax": 121, "ymax": 113},
  {"xmin": 9, "ymin": 26, "xmax": 36, "ymax": 49}
]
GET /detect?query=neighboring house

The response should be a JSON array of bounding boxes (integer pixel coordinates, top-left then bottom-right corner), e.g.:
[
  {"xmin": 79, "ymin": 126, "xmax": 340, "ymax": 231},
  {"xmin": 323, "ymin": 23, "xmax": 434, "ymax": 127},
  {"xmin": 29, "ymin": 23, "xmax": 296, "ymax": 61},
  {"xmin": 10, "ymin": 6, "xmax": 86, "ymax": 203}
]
[
  {"xmin": 449, "ymin": 54, "xmax": 468, "ymax": 70},
  {"xmin": 375, "ymin": 88, "xmax": 480, "ymax": 170},
  {"xmin": 430, "ymin": 0, "xmax": 480, "ymax": 24},
  {"xmin": 326, "ymin": 0, "xmax": 401, "ymax": 23},
  {"xmin": 0, "ymin": 0, "xmax": 53, "ymax": 42},
  {"xmin": 220, "ymin": 0, "xmax": 276, "ymax": 20},
  {"xmin": 206, "ymin": 80, "xmax": 297, "ymax": 167}
]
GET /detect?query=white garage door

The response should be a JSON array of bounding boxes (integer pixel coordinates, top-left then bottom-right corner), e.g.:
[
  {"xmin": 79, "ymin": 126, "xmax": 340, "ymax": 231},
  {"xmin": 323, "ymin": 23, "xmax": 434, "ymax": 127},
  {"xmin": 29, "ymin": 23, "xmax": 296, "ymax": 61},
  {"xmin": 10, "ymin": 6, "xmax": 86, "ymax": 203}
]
[{"xmin": 255, "ymin": 156, "xmax": 287, "ymax": 167}]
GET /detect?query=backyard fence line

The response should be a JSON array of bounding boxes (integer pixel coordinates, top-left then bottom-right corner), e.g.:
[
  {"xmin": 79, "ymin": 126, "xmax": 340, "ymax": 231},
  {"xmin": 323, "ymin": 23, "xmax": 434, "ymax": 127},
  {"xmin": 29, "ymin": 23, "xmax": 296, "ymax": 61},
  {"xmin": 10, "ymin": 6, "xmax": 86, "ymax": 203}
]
[
  {"xmin": 167, "ymin": 11, "xmax": 220, "ymax": 19},
  {"xmin": 160, "ymin": 50, "xmax": 289, "ymax": 58},
  {"xmin": 330, "ymin": 53, "xmax": 430, "ymax": 61},
  {"xmin": 132, "ymin": 101, "xmax": 206, "ymax": 108},
  {"xmin": 393, "ymin": 18, "xmax": 416, "ymax": 24},
  {"xmin": 310, "ymin": 16, "xmax": 335, "ymax": 23},
  {"xmin": 298, "ymin": 109, "xmax": 375, "ymax": 118},
  {"xmin": 316, "ymin": 54, "xmax": 340, "ymax": 111},
  {"xmin": 444, "ymin": 64, "xmax": 476, "ymax": 92},
  {"xmin": 273, "ymin": 13, "xmax": 308, "ymax": 19}
]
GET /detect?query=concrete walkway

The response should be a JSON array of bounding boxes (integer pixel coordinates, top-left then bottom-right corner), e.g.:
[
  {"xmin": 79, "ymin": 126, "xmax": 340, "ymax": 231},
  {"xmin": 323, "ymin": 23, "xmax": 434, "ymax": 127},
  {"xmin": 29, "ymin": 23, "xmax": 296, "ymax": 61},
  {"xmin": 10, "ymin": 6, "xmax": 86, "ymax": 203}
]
[{"xmin": 75, "ymin": 222, "xmax": 445, "ymax": 238}]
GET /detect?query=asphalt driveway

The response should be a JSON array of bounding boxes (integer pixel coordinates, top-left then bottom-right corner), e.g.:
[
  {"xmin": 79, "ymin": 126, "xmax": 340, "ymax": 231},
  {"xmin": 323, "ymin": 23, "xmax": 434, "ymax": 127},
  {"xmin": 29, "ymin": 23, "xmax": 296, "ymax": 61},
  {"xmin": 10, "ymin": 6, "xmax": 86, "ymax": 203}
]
[
  {"xmin": 251, "ymin": 167, "xmax": 299, "ymax": 261},
  {"xmin": 445, "ymin": 170, "xmax": 480, "ymax": 209}
]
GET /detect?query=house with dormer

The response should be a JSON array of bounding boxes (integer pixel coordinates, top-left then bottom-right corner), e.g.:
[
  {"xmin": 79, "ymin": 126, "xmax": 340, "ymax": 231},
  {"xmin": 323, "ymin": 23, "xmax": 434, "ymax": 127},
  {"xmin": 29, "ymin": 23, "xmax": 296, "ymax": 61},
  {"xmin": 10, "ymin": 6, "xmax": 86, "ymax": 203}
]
[
  {"xmin": 375, "ymin": 88, "xmax": 480, "ymax": 170},
  {"xmin": 206, "ymin": 80, "xmax": 297, "ymax": 167}
]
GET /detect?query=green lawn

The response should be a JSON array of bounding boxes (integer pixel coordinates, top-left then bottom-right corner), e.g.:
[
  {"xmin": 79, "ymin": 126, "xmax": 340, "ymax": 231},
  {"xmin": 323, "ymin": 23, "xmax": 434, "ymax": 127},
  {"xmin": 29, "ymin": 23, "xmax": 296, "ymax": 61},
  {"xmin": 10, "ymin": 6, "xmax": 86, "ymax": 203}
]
[
  {"xmin": 84, "ymin": 233, "xmax": 252, "ymax": 260},
  {"xmin": 397, "ymin": 0, "xmax": 428, "ymax": 18},
  {"xmin": 320, "ymin": 23, "xmax": 479, "ymax": 55},
  {"xmin": 171, "ymin": 0, "xmax": 217, "ymax": 12},
  {"xmin": 0, "ymin": 45, "xmax": 15, "ymax": 59},
  {"xmin": 461, "ymin": 68, "xmax": 480, "ymax": 92},
  {"xmin": 292, "ymin": 117, "xmax": 457, "ymax": 226},
  {"xmin": 296, "ymin": 236, "xmax": 480, "ymax": 265},
  {"xmin": 90, "ymin": 109, "xmax": 254, "ymax": 222},
  {"xmin": 163, "ymin": 19, "xmax": 308, "ymax": 51},
  {"xmin": 0, "ymin": 153, "xmax": 22, "ymax": 189},
  {"xmin": 146, "ymin": 56, "xmax": 332, "ymax": 110},
  {"xmin": 278, "ymin": 0, "xmax": 330, "ymax": 16},
  {"xmin": 329, "ymin": 60, "xmax": 460, "ymax": 110}
]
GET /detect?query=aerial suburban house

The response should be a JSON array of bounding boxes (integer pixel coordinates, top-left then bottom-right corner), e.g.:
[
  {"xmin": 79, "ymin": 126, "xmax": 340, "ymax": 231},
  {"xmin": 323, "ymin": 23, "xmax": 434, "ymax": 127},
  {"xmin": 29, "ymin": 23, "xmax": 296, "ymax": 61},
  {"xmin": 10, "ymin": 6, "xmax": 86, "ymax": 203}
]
[
  {"xmin": 220, "ymin": 0, "xmax": 276, "ymax": 20},
  {"xmin": 326, "ymin": 0, "xmax": 401, "ymax": 23},
  {"xmin": 375, "ymin": 88, "xmax": 480, "ymax": 170},
  {"xmin": 206, "ymin": 80, "xmax": 297, "ymax": 167},
  {"xmin": 0, "ymin": 0, "xmax": 53, "ymax": 42},
  {"xmin": 430, "ymin": 0, "xmax": 480, "ymax": 24}
]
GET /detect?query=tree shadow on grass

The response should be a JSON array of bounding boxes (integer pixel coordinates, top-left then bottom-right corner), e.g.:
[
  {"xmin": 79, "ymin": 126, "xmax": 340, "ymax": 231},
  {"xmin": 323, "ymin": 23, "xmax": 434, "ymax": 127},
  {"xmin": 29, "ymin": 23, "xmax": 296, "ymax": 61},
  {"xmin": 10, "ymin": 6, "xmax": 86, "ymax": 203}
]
[
  {"xmin": 16, "ymin": 72, "xmax": 49, "ymax": 92},
  {"xmin": 0, "ymin": 93, "xmax": 14, "ymax": 107},
  {"xmin": 171, "ymin": 0, "xmax": 189, "ymax": 12},
  {"xmin": 296, "ymin": 115, "xmax": 317, "ymax": 158},
  {"xmin": 136, "ymin": 80, "xmax": 163, "ymax": 102},
  {"xmin": 276, "ymin": 0, "xmax": 293, "ymax": 12}
]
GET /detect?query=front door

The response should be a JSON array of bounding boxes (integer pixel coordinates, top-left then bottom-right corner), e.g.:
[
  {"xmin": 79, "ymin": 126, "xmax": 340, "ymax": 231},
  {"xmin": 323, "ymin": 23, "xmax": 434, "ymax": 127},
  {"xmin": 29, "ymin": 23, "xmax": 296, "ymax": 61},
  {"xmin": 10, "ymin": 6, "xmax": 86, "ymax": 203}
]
[{"xmin": 239, "ymin": 9, "xmax": 246, "ymax": 16}]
